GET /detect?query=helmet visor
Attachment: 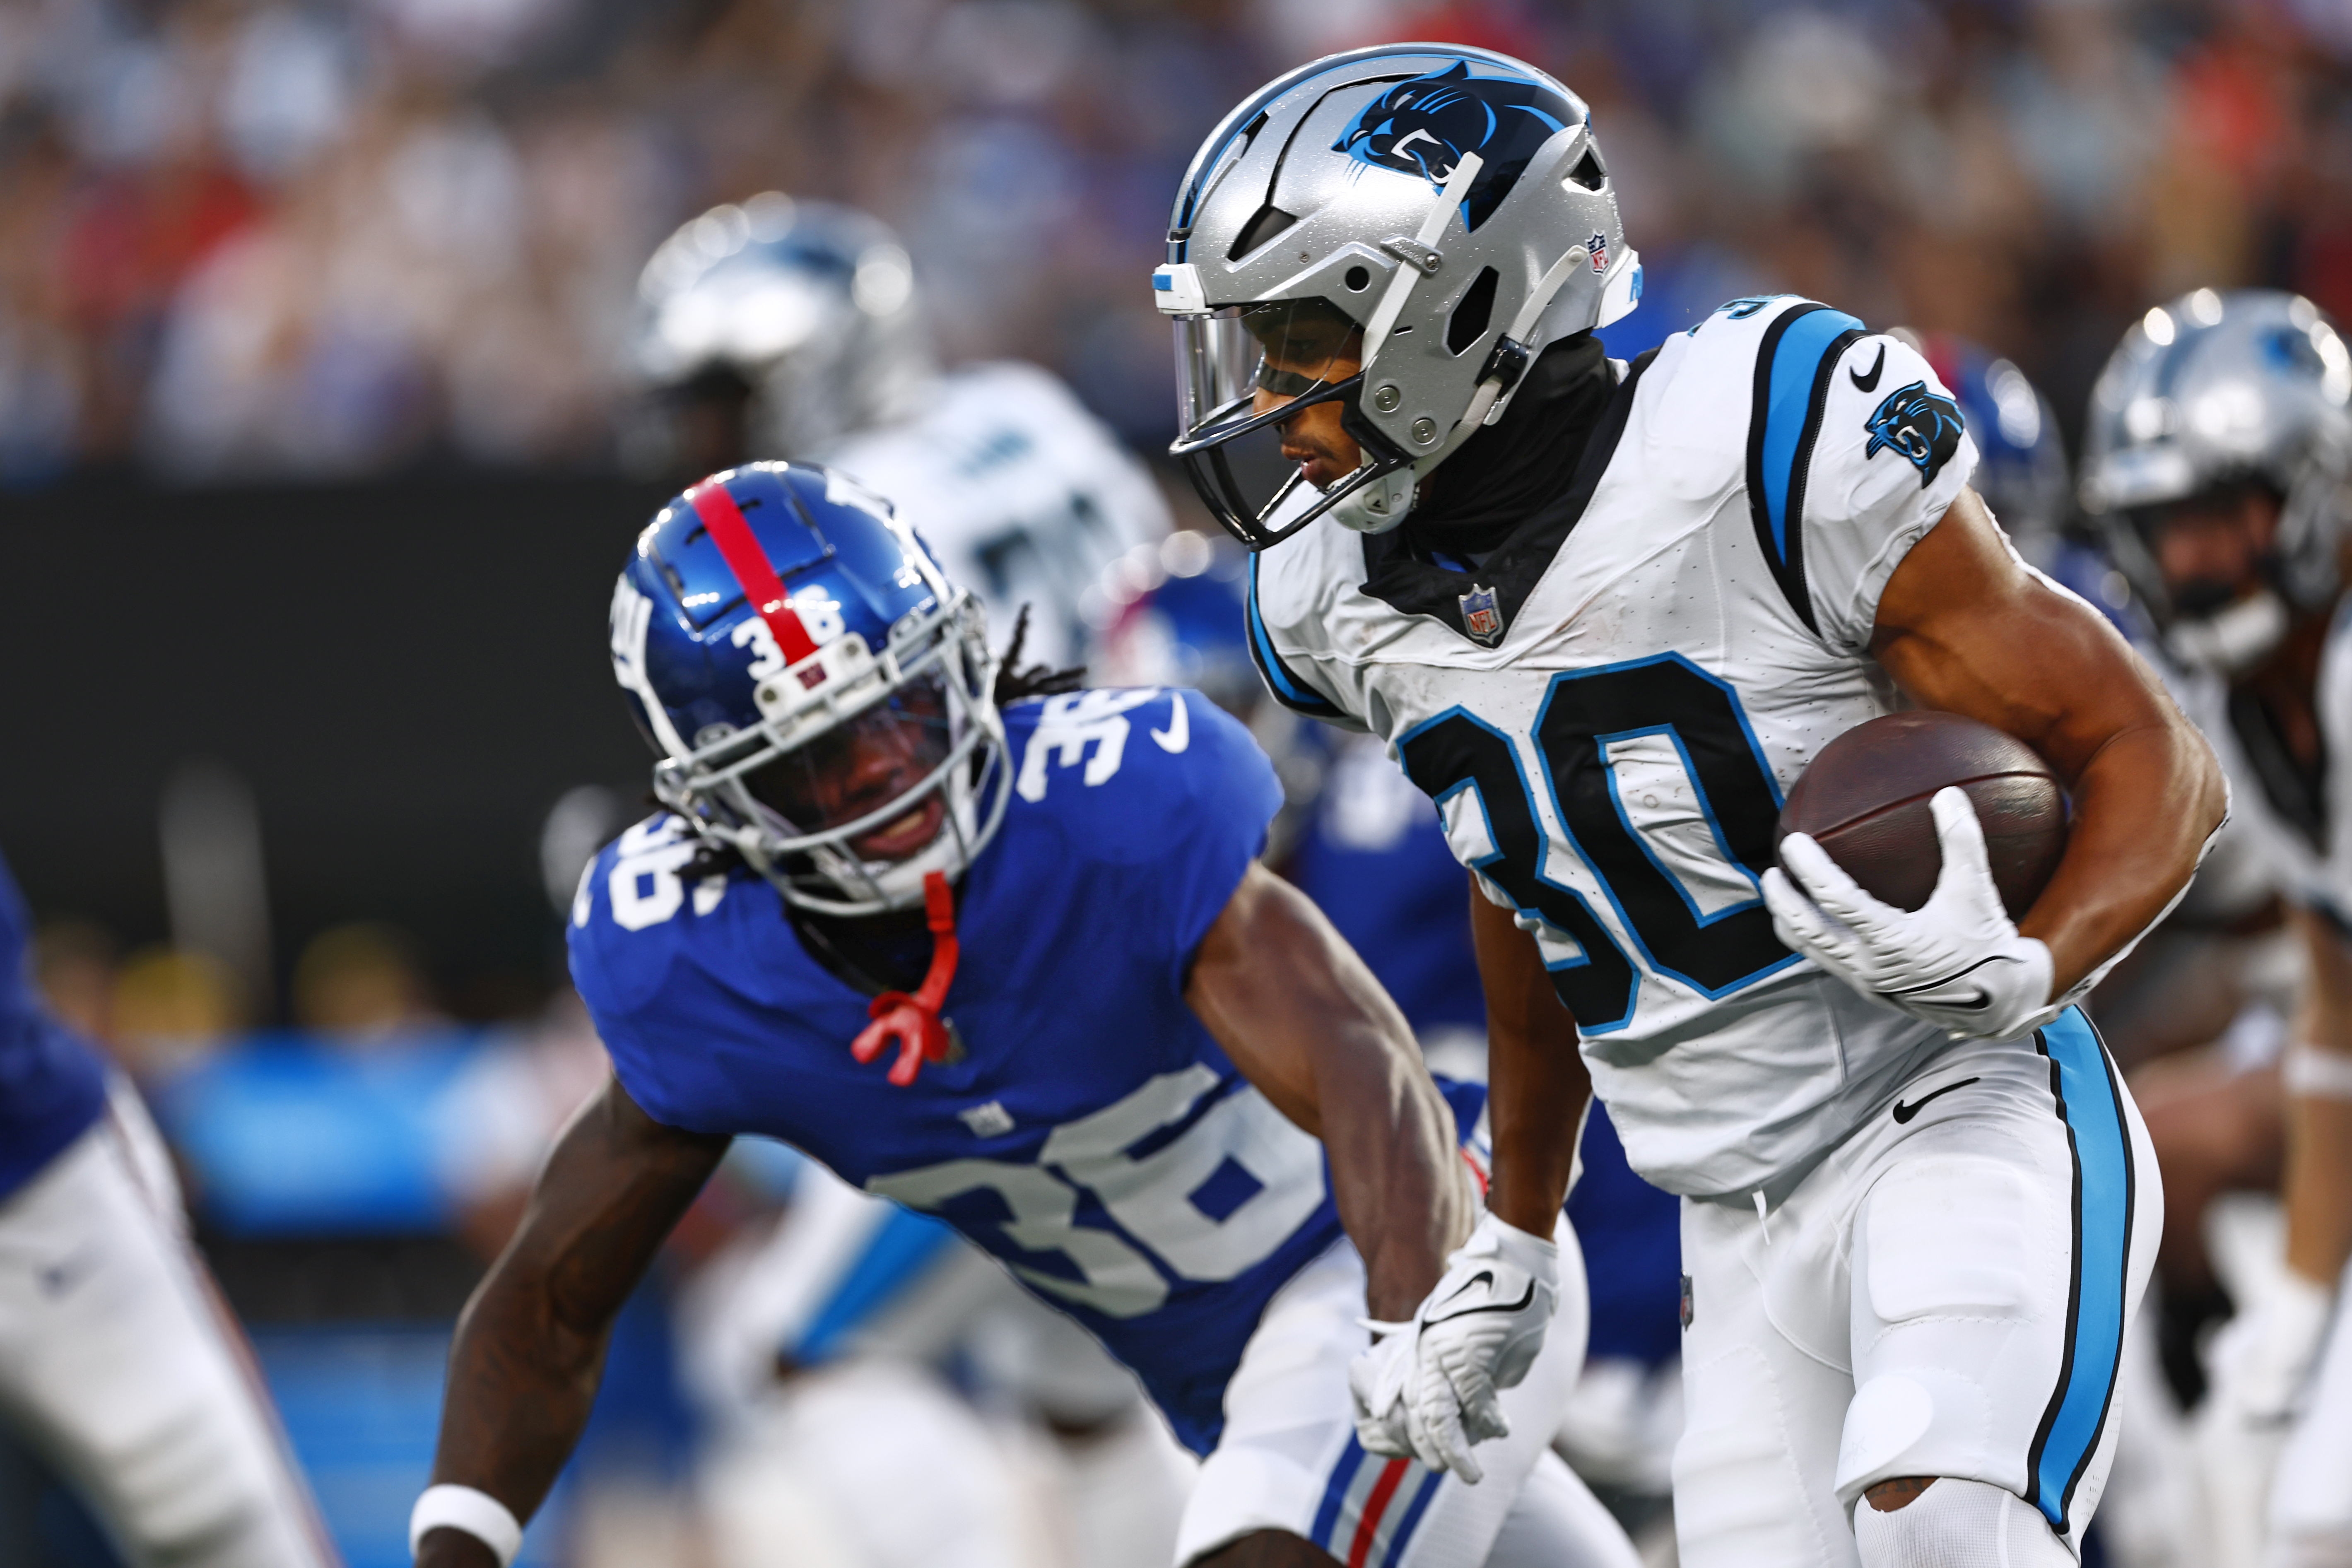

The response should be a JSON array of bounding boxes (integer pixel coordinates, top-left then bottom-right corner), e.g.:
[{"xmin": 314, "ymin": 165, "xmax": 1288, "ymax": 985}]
[
  {"xmin": 746, "ymin": 673, "xmax": 954, "ymax": 862},
  {"xmin": 1171, "ymin": 299, "xmax": 1401, "ymax": 549}
]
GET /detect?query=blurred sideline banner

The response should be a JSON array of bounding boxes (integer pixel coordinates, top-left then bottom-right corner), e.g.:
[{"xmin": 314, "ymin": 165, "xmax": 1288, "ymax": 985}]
[{"xmin": 0, "ymin": 475, "xmax": 668, "ymax": 993}]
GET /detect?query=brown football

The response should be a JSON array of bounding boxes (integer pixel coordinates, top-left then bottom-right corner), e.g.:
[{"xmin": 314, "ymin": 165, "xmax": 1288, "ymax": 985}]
[{"xmin": 1774, "ymin": 711, "xmax": 2067, "ymax": 918}]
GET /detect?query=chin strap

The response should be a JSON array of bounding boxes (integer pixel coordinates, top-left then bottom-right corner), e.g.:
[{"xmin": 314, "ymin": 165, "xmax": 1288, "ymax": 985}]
[{"xmin": 851, "ymin": 870, "xmax": 961, "ymax": 1086}]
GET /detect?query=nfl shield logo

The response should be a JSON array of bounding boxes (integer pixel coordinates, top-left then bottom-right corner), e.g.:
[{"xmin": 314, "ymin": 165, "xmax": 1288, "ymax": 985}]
[
  {"xmin": 1459, "ymin": 583, "xmax": 1504, "ymax": 645},
  {"xmin": 1588, "ymin": 230, "xmax": 1609, "ymax": 272}
]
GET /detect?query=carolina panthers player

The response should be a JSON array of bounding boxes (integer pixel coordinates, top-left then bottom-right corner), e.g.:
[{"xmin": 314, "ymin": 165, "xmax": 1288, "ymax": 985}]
[
  {"xmin": 634, "ymin": 192, "xmax": 1170, "ymax": 671},
  {"xmin": 0, "ymin": 848, "xmax": 337, "ymax": 1568},
  {"xmin": 409, "ymin": 463, "xmax": 1638, "ymax": 1568},
  {"xmin": 1157, "ymin": 45, "xmax": 2226, "ymax": 1568},
  {"xmin": 2080, "ymin": 287, "xmax": 2352, "ymax": 1568}
]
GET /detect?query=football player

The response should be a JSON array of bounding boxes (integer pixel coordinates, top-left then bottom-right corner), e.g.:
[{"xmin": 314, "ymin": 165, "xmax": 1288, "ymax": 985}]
[
  {"xmin": 633, "ymin": 192, "xmax": 1170, "ymax": 672},
  {"xmin": 0, "ymin": 847, "xmax": 338, "ymax": 1568},
  {"xmin": 2079, "ymin": 287, "xmax": 2352, "ymax": 1568},
  {"xmin": 1157, "ymin": 45, "xmax": 2225, "ymax": 1568},
  {"xmin": 408, "ymin": 463, "xmax": 1640, "ymax": 1568}
]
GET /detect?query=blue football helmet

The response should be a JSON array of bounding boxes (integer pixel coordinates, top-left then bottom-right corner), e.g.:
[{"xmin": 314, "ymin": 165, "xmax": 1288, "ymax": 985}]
[{"xmin": 610, "ymin": 461, "xmax": 1006, "ymax": 915}]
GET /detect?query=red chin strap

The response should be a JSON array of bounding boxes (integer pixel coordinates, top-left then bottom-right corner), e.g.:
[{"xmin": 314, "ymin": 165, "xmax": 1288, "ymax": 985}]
[{"xmin": 851, "ymin": 870, "xmax": 962, "ymax": 1087}]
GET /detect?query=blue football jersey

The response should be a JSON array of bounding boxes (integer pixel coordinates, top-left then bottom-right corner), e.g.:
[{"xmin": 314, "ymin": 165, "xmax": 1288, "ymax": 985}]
[
  {"xmin": 0, "ymin": 850, "xmax": 108, "ymax": 1200},
  {"xmin": 572, "ymin": 688, "xmax": 1338, "ymax": 1454}
]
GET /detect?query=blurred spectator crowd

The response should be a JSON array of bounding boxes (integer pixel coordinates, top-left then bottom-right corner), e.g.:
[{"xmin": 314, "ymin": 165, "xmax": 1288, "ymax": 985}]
[{"xmin": 1, "ymin": 0, "xmax": 2350, "ymax": 487}]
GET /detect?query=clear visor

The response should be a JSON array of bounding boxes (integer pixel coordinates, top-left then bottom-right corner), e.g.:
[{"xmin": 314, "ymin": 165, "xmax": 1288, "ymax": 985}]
[{"xmin": 1171, "ymin": 299, "xmax": 1401, "ymax": 549}]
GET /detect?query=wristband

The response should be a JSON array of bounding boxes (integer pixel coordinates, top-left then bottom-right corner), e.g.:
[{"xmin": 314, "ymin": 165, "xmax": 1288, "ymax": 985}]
[
  {"xmin": 2285, "ymin": 1044, "xmax": 2352, "ymax": 1101},
  {"xmin": 410, "ymin": 1485, "xmax": 523, "ymax": 1566}
]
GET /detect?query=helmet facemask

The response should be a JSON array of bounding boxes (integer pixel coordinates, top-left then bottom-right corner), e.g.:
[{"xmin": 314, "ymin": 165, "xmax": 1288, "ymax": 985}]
[{"xmin": 651, "ymin": 592, "xmax": 1008, "ymax": 918}]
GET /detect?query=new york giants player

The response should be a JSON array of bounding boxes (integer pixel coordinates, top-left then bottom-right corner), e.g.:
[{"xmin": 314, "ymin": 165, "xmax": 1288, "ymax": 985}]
[
  {"xmin": 634, "ymin": 193, "xmax": 1169, "ymax": 672},
  {"xmin": 1157, "ymin": 45, "xmax": 2226, "ymax": 1568},
  {"xmin": 0, "ymin": 848, "xmax": 337, "ymax": 1568},
  {"xmin": 408, "ymin": 463, "xmax": 1638, "ymax": 1568},
  {"xmin": 2080, "ymin": 287, "xmax": 2352, "ymax": 1568}
]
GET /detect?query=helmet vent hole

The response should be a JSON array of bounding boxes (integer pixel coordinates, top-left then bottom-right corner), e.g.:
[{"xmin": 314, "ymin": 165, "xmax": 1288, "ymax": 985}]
[
  {"xmin": 1447, "ymin": 267, "xmax": 1500, "ymax": 356},
  {"xmin": 1567, "ymin": 149, "xmax": 1606, "ymax": 191},
  {"xmin": 1345, "ymin": 265, "xmax": 1371, "ymax": 292},
  {"xmin": 1229, "ymin": 203, "xmax": 1298, "ymax": 260}
]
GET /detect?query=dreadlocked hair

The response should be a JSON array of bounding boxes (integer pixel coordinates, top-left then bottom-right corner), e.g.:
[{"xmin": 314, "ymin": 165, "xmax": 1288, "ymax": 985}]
[{"xmin": 993, "ymin": 603, "xmax": 1086, "ymax": 706}]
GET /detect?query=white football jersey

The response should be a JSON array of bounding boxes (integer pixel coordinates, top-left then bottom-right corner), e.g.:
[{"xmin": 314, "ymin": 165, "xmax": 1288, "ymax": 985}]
[
  {"xmin": 820, "ymin": 362, "xmax": 1171, "ymax": 671},
  {"xmin": 2159, "ymin": 622, "xmax": 2352, "ymax": 920},
  {"xmin": 1251, "ymin": 295, "xmax": 1983, "ymax": 1197}
]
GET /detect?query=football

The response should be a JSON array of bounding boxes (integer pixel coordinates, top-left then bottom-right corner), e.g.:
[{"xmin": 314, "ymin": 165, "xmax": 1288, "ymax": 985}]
[{"xmin": 1774, "ymin": 711, "xmax": 2068, "ymax": 918}]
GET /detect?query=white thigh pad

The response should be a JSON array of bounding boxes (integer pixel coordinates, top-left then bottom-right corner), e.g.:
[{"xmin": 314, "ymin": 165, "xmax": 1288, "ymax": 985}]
[{"xmin": 1851, "ymin": 1478, "xmax": 2074, "ymax": 1568}]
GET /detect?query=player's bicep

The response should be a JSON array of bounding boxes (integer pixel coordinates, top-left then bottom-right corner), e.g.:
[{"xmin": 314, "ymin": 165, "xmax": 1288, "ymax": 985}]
[
  {"xmin": 507, "ymin": 1075, "xmax": 729, "ymax": 1335},
  {"xmin": 1185, "ymin": 861, "xmax": 1415, "ymax": 1138},
  {"xmin": 1870, "ymin": 487, "xmax": 2178, "ymax": 781}
]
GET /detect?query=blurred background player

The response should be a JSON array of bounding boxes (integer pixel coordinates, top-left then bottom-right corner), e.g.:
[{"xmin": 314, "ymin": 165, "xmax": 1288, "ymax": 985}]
[
  {"xmin": 630, "ymin": 193, "xmax": 1171, "ymax": 672},
  {"xmin": 0, "ymin": 843, "xmax": 338, "ymax": 1568},
  {"xmin": 2079, "ymin": 286, "xmax": 2352, "ymax": 1568}
]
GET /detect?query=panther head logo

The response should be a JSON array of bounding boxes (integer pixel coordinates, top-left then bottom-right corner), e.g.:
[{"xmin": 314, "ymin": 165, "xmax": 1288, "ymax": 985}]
[
  {"xmin": 1863, "ymin": 381, "xmax": 1967, "ymax": 487},
  {"xmin": 1332, "ymin": 60, "xmax": 1578, "ymax": 230}
]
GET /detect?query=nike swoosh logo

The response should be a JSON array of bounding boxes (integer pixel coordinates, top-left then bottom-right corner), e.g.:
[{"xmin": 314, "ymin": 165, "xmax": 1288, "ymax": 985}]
[
  {"xmin": 1424, "ymin": 1282, "xmax": 1538, "ymax": 1327},
  {"xmin": 1882, "ymin": 954, "xmax": 2023, "ymax": 1010},
  {"xmin": 1892, "ymin": 1077, "xmax": 1980, "ymax": 1124},
  {"xmin": 1849, "ymin": 344, "xmax": 1886, "ymax": 393}
]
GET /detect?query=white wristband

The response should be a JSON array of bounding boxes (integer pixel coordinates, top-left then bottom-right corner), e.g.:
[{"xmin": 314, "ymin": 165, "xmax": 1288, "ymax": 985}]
[
  {"xmin": 2285, "ymin": 1044, "xmax": 2352, "ymax": 1102},
  {"xmin": 410, "ymin": 1485, "xmax": 523, "ymax": 1566}
]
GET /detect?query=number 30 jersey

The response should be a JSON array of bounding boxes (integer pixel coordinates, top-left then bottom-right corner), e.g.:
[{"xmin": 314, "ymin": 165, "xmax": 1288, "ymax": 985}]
[
  {"xmin": 1251, "ymin": 296, "xmax": 1982, "ymax": 1200},
  {"xmin": 570, "ymin": 689, "xmax": 1341, "ymax": 1454}
]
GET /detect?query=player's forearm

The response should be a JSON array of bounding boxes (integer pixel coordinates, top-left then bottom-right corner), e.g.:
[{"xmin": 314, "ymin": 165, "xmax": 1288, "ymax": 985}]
[
  {"xmin": 2016, "ymin": 715, "xmax": 2224, "ymax": 995},
  {"xmin": 1315, "ymin": 1026, "xmax": 1472, "ymax": 1321},
  {"xmin": 422, "ymin": 1260, "xmax": 613, "ymax": 1548},
  {"xmin": 1471, "ymin": 883, "xmax": 1588, "ymax": 1235}
]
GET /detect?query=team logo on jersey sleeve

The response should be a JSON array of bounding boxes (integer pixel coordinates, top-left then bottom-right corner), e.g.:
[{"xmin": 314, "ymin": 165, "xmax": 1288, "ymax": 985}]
[
  {"xmin": 1458, "ymin": 583, "xmax": 1505, "ymax": 645},
  {"xmin": 1331, "ymin": 60, "xmax": 1576, "ymax": 229},
  {"xmin": 1863, "ymin": 381, "xmax": 1966, "ymax": 486}
]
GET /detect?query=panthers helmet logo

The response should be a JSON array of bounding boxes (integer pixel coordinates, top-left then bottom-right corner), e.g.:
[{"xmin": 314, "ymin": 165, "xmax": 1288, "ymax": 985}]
[
  {"xmin": 1864, "ymin": 381, "xmax": 1966, "ymax": 487},
  {"xmin": 1332, "ymin": 60, "xmax": 1578, "ymax": 229}
]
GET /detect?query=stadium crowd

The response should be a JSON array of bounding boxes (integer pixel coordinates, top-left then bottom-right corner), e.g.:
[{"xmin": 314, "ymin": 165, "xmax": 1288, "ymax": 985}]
[{"xmin": 0, "ymin": 0, "xmax": 2346, "ymax": 485}]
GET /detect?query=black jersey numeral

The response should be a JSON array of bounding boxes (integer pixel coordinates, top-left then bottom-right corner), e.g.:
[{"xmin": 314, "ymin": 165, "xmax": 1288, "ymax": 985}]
[{"xmin": 1398, "ymin": 654, "xmax": 1794, "ymax": 1029}]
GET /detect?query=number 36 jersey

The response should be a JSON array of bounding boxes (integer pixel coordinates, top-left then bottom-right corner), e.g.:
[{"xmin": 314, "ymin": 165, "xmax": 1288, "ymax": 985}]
[
  {"xmin": 570, "ymin": 689, "xmax": 1352, "ymax": 1455},
  {"xmin": 1251, "ymin": 296, "xmax": 1982, "ymax": 1201}
]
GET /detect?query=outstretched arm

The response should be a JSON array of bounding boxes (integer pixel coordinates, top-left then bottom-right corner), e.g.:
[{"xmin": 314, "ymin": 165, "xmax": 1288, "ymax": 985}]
[
  {"xmin": 1871, "ymin": 488, "xmax": 2227, "ymax": 994},
  {"xmin": 1468, "ymin": 877, "xmax": 1591, "ymax": 1236},
  {"xmin": 1186, "ymin": 861, "xmax": 1472, "ymax": 1321},
  {"xmin": 415, "ymin": 1078, "xmax": 728, "ymax": 1568}
]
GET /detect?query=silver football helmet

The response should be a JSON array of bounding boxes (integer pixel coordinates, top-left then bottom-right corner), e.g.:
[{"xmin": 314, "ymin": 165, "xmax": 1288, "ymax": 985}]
[
  {"xmin": 634, "ymin": 193, "xmax": 936, "ymax": 459},
  {"xmin": 1153, "ymin": 46, "xmax": 1640, "ymax": 547},
  {"xmin": 2081, "ymin": 288, "xmax": 2352, "ymax": 670}
]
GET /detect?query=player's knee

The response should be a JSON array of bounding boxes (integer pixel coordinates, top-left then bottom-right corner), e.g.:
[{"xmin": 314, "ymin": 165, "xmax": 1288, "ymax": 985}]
[
  {"xmin": 1851, "ymin": 1477, "xmax": 2072, "ymax": 1567},
  {"xmin": 1189, "ymin": 1528, "xmax": 1345, "ymax": 1568}
]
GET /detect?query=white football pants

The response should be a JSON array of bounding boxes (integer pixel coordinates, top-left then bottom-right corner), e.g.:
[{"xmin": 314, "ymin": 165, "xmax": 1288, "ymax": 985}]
[
  {"xmin": 1672, "ymin": 1012, "xmax": 2159, "ymax": 1568},
  {"xmin": 0, "ymin": 1085, "xmax": 337, "ymax": 1568}
]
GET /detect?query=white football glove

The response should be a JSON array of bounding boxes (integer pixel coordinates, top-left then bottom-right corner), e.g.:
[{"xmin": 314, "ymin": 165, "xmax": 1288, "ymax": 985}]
[
  {"xmin": 1762, "ymin": 786, "xmax": 2059, "ymax": 1041},
  {"xmin": 2195, "ymin": 1271, "xmax": 2335, "ymax": 1568},
  {"xmin": 1347, "ymin": 1211, "xmax": 1557, "ymax": 1484}
]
